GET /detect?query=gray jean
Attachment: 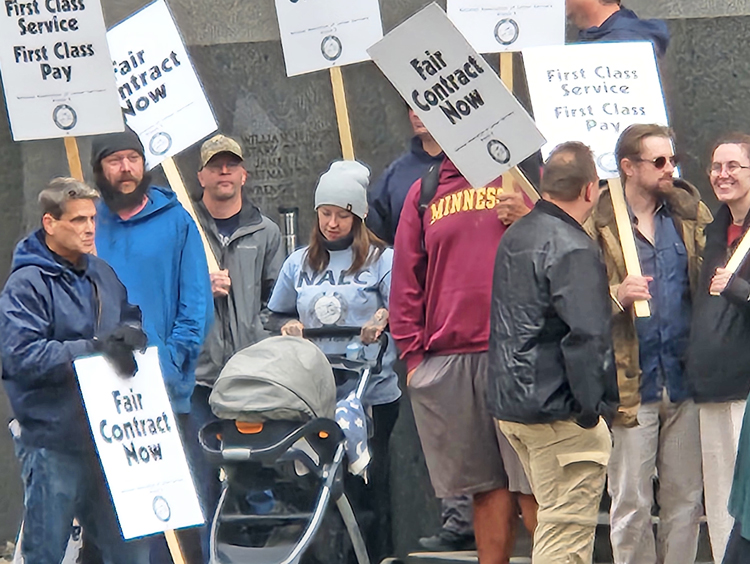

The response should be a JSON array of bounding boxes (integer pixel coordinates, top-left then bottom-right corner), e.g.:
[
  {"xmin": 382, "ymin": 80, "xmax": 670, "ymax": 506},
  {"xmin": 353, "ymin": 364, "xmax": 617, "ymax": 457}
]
[{"xmin": 441, "ymin": 495, "xmax": 474, "ymax": 536}]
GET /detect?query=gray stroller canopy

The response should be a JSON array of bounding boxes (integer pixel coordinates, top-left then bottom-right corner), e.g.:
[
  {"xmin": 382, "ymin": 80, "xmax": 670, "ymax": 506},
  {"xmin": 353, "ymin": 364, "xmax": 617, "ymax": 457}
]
[{"xmin": 209, "ymin": 336, "xmax": 336, "ymax": 422}]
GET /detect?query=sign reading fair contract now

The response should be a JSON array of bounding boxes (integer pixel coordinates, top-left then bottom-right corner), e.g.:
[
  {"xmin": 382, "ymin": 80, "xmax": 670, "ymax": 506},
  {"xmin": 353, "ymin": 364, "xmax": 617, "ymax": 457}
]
[
  {"xmin": 0, "ymin": 0, "xmax": 123, "ymax": 140},
  {"xmin": 524, "ymin": 42, "xmax": 669, "ymax": 178},
  {"xmin": 447, "ymin": 0, "xmax": 564, "ymax": 54},
  {"xmin": 274, "ymin": 0, "xmax": 383, "ymax": 77},
  {"xmin": 75, "ymin": 347, "xmax": 202, "ymax": 539},
  {"xmin": 368, "ymin": 3, "xmax": 544, "ymax": 188},
  {"xmin": 106, "ymin": 0, "xmax": 217, "ymax": 170}
]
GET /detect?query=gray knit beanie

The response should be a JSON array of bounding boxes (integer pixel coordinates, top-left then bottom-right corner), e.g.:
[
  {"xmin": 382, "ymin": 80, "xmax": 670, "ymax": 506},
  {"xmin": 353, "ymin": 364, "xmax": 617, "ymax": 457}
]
[{"xmin": 314, "ymin": 160, "xmax": 370, "ymax": 219}]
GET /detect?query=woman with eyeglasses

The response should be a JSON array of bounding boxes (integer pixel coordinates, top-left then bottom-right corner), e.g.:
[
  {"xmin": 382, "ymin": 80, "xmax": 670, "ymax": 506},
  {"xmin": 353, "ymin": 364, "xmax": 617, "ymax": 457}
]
[{"xmin": 686, "ymin": 133, "xmax": 750, "ymax": 564}]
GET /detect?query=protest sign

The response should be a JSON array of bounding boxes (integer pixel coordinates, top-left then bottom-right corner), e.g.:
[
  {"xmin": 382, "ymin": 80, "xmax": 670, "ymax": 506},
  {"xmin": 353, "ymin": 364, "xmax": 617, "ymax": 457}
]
[
  {"xmin": 0, "ymin": 0, "xmax": 122, "ymax": 141},
  {"xmin": 368, "ymin": 3, "xmax": 544, "ymax": 188},
  {"xmin": 106, "ymin": 0, "xmax": 217, "ymax": 170},
  {"xmin": 74, "ymin": 347, "xmax": 203, "ymax": 540},
  {"xmin": 447, "ymin": 0, "xmax": 564, "ymax": 54},
  {"xmin": 523, "ymin": 41, "xmax": 668, "ymax": 179},
  {"xmin": 274, "ymin": 0, "xmax": 383, "ymax": 77}
]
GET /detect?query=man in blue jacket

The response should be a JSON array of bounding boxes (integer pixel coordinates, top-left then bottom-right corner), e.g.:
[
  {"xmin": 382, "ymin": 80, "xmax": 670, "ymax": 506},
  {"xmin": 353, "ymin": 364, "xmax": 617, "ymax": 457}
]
[
  {"xmin": 90, "ymin": 128, "xmax": 212, "ymax": 561},
  {"xmin": 567, "ymin": 0, "xmax": 670, "ymax": 56},
  {"xmin": 0, "ymin": 178, "xmax": 150, "ymax": 564}
]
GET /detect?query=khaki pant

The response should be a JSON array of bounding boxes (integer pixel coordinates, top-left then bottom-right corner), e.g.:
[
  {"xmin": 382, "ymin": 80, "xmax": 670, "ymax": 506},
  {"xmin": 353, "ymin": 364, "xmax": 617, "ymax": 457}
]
[
  {"xmin": 498, "ymin": 418, "xmax": 611, "ymax": 564},
  {"xmin": 699, "ymin": 400, "xmax": 746, "ymax": 564}
]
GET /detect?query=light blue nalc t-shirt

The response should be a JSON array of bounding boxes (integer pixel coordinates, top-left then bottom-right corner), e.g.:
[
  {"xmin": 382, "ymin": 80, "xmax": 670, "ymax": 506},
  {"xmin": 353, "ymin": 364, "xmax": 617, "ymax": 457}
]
[{"xmin": 268, "ymin": 245, "xmax": 401, "ymax": 407}]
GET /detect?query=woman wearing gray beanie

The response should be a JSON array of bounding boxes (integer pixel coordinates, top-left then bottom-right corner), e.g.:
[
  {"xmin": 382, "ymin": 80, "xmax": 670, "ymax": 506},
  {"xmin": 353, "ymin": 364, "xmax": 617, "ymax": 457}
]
[{"xmin": 268, "ymin": 160, "xmax": 400, "ymax": 563}]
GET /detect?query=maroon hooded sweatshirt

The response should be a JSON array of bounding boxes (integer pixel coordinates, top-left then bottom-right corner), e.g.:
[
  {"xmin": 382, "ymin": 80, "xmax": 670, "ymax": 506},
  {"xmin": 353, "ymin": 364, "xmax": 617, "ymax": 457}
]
[{"xmin": 391, "ymin": 158, "xmax": 528, "ymax": 372}]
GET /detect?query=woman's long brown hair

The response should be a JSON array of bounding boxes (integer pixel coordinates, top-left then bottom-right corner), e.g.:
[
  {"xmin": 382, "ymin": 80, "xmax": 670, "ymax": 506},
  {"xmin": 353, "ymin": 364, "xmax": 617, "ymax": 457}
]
[{"xmin": 305, "ymin": 215, "xmax": 386, "ymax": 275}]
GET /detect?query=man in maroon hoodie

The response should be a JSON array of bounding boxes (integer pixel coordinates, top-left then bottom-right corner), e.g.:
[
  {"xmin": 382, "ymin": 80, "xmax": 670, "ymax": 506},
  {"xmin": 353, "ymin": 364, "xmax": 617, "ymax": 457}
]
[{"xmin": 390, "ymin": 159, "xmax": 536, "ymax": 563}]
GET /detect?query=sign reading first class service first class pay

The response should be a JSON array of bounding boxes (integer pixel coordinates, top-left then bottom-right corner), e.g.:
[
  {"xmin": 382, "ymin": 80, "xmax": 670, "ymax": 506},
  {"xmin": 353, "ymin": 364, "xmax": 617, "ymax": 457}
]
[
  {"xmin": 74, "ymin": 347, "xmax": 203, "ymax": 540},
  {"xmin": 0, "ymin": 0, "xmax": 123, "ymax": 141},
  {"xmin": 275, "ymin": 0, "xmax": 383, "ymax": 77},
  {"xmin": 447, "ymin": 0, "xmax": 564, "ymax": 54},
  {"xmin": 368, "ymin": 3, "xmax": 545, "ymax": 188},
  {"xmin": 523, "ymin": 42, "xmax": 669, "ymax": 179},
  {"xmin": 106, "ymin": 0, "xmax": 217, "ymax": 170}
]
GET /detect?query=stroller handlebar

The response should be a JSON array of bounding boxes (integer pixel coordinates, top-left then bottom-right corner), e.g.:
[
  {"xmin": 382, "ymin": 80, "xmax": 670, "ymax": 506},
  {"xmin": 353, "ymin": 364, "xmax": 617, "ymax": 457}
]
[{"xmin": 302, "ymin": 326, "xmax": 388, "ymax": 376}]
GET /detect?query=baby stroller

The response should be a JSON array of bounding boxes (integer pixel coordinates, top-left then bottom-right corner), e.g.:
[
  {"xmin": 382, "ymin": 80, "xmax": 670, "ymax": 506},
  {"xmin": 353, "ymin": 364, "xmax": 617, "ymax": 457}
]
[{"xmin": 200, "ymin": 327, "xmax": 390, "ymax": 564}]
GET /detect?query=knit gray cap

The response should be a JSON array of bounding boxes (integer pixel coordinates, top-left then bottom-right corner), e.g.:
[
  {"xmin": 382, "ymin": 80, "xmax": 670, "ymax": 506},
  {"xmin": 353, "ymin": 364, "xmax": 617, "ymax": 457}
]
[{"xmin": 314, "ymin": 160, "xmax": 370, "ymax": 219}]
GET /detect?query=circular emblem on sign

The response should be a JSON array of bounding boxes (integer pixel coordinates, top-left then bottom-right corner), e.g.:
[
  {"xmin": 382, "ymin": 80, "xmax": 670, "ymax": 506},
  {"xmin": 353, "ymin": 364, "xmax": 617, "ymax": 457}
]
[
  {"xmin": 149, "ymin": 131, "xmax": 172, "ymax": 156},
  {"xmin": 53, "ymin": 104, "xmax": 77, "ymax": 131},
  {"xmin": 321, "ymin": 35, "xmax": 343, "ymax": 62},
  {"xmin": 152, "ymin": 496, "xmax": 171, "ymax": 522},
  {"xmin": 487, "ymin": 139, "xmax": 511, "ymax": 164},
  {"xmin": 314, "ymin": 294, "xmax": 343, "ymax": 325},
  {"xmin": 494, "ymin": 18, "xmax": 520, "ymax": 46},
  {"xmin": 597, "ymin": 152, "xmax": 618, "ymax": 174}
]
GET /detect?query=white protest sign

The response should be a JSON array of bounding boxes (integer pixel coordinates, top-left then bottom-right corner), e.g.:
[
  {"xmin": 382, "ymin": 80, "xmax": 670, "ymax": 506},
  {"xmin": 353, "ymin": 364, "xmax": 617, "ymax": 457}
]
[
  {"xmin": 368, "ymin": 3, "xmax": 544, "ymax": 188},
  {"xmin": 274, "ymin": 0, "xmax": 383, "ymax": 77},
  {"xmin": 74, "ymin": 347, "xmax": 203, "ymax": 540},
  {"xmin": 106, "ymin": 0, "xmax": 217, "ymax": 170},
  {"xmin": 0, "ymin": 0, "xmax": 123, "ymax": 141},
  {"xmin": 523, "ymin": 42, "xmax": 669, "ymax": 178},
  {"xmin": 447, "ymin": 0, "xmax": 564, "ymax": 53}
]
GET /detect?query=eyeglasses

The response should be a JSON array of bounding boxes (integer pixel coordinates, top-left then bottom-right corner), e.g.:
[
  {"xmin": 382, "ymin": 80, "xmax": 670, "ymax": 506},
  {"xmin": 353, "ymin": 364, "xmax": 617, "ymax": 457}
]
[
  {"xmin": 632, "ymin": 155, "xmax": 679, "ymax": 169},
  {"xmin": 708, "ymin": 161, "xmax": 750, "ymax": 176},
  {"xmin": 205, "ymin": 160, "xmax": 242, "ymax": 172}
]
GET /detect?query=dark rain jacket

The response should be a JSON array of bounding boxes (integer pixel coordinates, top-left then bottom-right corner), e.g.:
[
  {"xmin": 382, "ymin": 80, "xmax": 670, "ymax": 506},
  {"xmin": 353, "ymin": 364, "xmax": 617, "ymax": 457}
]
[
  {"xmin": 0, "ymin": 231, "xmax": 141, "ymax": 451},
  {"xmin": 488, "ymin": 201, "xmax": 619, "ymax": 427},
  {"xmin": 578, "ymin": 7, "xmax": 670, "ymax": 57},
  {"xmin": 687, "ymin": 205, "xmax": 750, "ymax": 403},
  {"xmin": 194, "ymin": 191, "xmax": 284, "ymax": 386}
]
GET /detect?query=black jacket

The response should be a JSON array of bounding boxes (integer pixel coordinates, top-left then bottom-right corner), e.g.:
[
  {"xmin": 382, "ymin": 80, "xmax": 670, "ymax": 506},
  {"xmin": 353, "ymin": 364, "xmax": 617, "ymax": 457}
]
[
  {"xmin": 687, "ymin": 205, "xmax": 750, "ymax": 403},
  {"xmin": 488, "ymin": 201, "xmax": 618, "ymax": 427}
]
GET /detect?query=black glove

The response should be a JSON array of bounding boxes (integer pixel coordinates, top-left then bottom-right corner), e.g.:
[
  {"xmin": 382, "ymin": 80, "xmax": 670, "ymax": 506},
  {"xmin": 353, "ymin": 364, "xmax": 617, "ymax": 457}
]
[{"xmin": 96, "ymin": 325, "xmax": 148, "ymax": 378}]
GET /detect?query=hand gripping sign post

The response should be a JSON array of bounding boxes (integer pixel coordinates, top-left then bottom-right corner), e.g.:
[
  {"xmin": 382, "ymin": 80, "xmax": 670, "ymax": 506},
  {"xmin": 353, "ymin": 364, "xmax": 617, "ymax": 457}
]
[
  {"xmin": 0, "ymin": 0, "xmax": 124, "ymax": 180},
  {"xmin": 524, "ymin": 41, "xmax": 670, "ymax": 317},
  {"xmin": 106, "ymin": 0, "xmax": 220, "ymax": 272},
  {"xmin": 74, "ymin": 348, "xmax": 203, "ymax": 561},
  {"xmin": 367, "ymin": 3, "xmax": 545, "ymax": 191},
  {"xmin": 273, "ymin": 0, "xmax": 384, "ymax": 159}
]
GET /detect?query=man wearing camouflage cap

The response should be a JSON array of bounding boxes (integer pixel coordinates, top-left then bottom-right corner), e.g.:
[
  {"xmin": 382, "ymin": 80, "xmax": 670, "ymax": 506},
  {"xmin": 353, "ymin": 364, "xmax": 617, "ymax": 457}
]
[{"xmin": 192, "ymin": 133, "xmax": 284, "ymax": 522}]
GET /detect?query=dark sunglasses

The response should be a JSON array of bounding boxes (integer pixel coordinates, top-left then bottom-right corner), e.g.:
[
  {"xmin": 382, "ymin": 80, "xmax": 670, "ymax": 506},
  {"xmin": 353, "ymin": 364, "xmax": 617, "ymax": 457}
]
[{"xmin": 633, "ymin": 155, "xmax": 679, "ymax": 169}]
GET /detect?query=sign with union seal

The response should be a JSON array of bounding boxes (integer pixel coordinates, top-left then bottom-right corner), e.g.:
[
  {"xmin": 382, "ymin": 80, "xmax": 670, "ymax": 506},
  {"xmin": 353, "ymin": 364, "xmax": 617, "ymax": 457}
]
[
  {"xmin": 74, "ymin": 347, "xmax": 203, "ymax": 539},
  {"xmin": 106, "ymin": 0, "xmax": 217, "ymax": 169},
  {"xmin": 0, "ymin": 0, "xmax": 124, "ymax": 140}
]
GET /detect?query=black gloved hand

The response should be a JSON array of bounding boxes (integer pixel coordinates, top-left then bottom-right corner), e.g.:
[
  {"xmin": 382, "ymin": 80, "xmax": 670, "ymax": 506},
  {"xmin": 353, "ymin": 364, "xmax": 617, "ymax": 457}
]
[{"xmin": 96, "ymin": 325, "xmax": 148, "ymax": 378}]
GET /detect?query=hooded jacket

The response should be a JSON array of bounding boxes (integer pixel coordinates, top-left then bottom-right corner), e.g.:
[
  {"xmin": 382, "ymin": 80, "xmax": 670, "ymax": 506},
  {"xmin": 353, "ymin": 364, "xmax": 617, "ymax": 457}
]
[
  {"xmin": 584, "ymin": 181, "xmax": 712, "ymax": 425},
  {"xmin": 390, "ymin": 159, "xmax": 524, "ymax": 373},
  {"xmin": 488, "ymin": 201, "xmax": 619, "ymax": 427},
  {"xmin": 578, "ymin": 7, "xmax": 670, "ymax": 57},
  {"xmin": 0, "ymin": 231, "xmax": 141, "ymax": 450},
  {"xmin": 95, "ymin": 186, "xmax": 212, "ymax": 413},
  {"xmin": 194, "ymin": 191, "xmax": 284, "ymax": 386},
  {"xmin": 366, "ymin": 136, "xmax": 445, "ymax": 244},
  {"xmin": 687, "ymin": 205, "xmax": 750, "ymax": 403}
]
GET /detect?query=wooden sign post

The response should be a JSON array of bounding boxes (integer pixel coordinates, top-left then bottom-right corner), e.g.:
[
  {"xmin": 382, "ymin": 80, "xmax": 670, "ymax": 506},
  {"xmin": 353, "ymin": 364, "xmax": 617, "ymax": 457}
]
[
  {"xmin": 161, "ymin": 157, "xmax": 221, "ymax": 273},
  {"xmin": 64, "ymin": 138, "xmax": 85, "ymax": 183},
  {"xmin": 330, "ymin": 67, "xmax": 356, "ymax": 161},
  {"xmin": 711, "ymin": 230, "xmax": 750, "ymax": 296},
  {"xmin": 498, "ymin": 53, "xmax": 539, "ymax": 203},
  {"xmin": 608, "ymin": 176, "xmax": 650, "ymax": 317}
]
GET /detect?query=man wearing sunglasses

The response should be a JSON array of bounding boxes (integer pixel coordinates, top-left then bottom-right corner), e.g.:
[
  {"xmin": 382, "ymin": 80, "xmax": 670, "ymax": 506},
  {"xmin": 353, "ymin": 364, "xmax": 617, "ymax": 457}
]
[
  {"xmin": 586, "ymin": 124, "xmax": 712, "ymax": 564},
  {"xmin": 687, "ymin": 133, "xmax": 750, "ymax": 563}
]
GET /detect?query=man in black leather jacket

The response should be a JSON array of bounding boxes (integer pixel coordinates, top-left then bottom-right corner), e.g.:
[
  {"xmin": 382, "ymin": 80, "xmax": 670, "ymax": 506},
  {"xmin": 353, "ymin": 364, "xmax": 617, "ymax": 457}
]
[{"xmin": 488, "ymin": 141, "xmax": 618, "ymax": 563}]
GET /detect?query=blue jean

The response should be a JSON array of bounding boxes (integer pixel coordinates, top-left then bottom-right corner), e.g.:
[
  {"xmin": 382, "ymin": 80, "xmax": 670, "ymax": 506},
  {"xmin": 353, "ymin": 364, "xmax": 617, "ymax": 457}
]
[{"xmin": 16, "ymin": 439, "xmax": 150, "ymax": 564}]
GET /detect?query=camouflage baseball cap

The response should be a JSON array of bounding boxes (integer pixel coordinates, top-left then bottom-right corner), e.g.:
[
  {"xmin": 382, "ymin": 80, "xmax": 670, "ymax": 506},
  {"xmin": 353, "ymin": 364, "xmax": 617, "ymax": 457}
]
[{"xmin": 200, "ymin": 134, "xmax": 243, "ymax": 169}]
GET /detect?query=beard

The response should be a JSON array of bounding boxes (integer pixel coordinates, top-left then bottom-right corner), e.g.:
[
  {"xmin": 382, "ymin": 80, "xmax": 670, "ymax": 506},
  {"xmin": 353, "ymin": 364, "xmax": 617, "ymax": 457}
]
[{"xmin": 95, "ymin": 170, "xmax": 152, "ymax": 213}]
